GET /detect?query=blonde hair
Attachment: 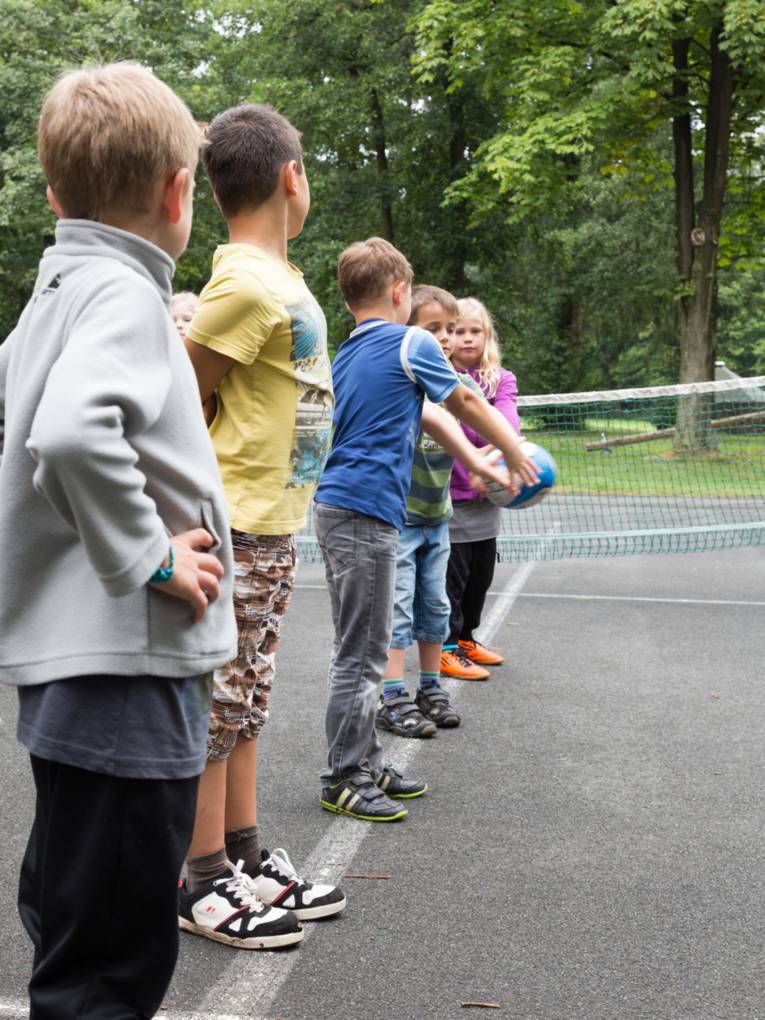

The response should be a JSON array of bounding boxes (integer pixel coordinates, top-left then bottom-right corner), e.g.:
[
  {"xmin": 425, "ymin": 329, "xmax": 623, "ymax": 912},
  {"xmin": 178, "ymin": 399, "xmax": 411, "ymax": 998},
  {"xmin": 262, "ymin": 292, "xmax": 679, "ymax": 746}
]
[
  {"xmin": 338, "ymin": 237, "xmax": 413, "ymax": 310},
  {"xmin": 38, "ymin": 62, "xmax": 201, "ymax": 221},
  {"xmin": 456, "ymin": 297, "xmax": 501, "ymax": 398},
  {"xmin": 171, "ymin": 291, "xmax": 199, "ymax": 315}
]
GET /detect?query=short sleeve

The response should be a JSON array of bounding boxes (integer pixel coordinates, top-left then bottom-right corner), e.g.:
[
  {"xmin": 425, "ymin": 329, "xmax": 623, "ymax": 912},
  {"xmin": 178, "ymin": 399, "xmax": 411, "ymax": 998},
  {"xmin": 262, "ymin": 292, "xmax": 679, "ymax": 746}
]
[
  {"xmin": 404, "ymin": 328, "xmax": 459, "ymax": 404},
  {"xmin": 186, "ymin": 268, "xmax": 281, "ymax": 365}
]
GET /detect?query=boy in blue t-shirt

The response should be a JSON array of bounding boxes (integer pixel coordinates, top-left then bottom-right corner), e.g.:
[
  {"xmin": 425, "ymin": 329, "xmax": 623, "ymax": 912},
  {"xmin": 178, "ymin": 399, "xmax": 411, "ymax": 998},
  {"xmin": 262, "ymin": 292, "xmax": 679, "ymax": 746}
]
[{"xmin": 315, "ymin": 237, "xmax": 538, "ymax": 822}]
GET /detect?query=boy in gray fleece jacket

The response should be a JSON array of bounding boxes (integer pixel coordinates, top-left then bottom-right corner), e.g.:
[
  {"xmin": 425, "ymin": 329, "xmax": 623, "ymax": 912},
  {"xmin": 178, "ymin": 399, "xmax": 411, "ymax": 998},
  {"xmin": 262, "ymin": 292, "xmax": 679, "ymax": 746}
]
[{"xmin": 0, "ymin": 65, "xmax": 242, "ymax": 1018}]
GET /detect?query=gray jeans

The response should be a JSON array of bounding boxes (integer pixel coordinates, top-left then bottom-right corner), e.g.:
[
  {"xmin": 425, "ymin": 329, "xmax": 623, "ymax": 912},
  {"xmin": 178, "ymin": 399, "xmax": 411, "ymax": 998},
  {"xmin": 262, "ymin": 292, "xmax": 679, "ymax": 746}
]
[{"xmin": 314, "ymin": 503, "xmax": 399, "ymax": 784}]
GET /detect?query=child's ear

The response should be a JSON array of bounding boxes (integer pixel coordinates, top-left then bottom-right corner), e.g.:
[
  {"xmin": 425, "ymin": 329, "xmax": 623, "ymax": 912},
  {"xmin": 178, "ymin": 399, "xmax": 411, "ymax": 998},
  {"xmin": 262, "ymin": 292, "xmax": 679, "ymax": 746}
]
[
  {"xmin": 46, "ymin": 186, "xmax": 66, "ymax": 219},
  {"xmin": 162, "ymin": 168, "xmax": 189, "ymax": 224},
  {"xmin": 283, "ymin": 160, "xmax": 300, "ymax": 197},
  {"xmin": 391, "ymin": 280, "xmax": 407, "ymax": 306}
]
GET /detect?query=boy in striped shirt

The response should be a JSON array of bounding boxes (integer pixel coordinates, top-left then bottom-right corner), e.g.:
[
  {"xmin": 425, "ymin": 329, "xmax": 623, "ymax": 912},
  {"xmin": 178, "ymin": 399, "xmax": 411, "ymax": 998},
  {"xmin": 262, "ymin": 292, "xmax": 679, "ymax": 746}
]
[{"xmin": 376, "ymin": 285, "xmax": 488, "ymax": 738}]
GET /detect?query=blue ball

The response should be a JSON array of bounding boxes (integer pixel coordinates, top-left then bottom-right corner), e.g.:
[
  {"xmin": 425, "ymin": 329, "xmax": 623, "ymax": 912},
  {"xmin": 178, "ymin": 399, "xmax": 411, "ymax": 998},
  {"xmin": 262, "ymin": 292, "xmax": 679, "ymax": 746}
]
[{"xmin": 485, "ymin": 441, "xmax": 557, "ymax": 509}]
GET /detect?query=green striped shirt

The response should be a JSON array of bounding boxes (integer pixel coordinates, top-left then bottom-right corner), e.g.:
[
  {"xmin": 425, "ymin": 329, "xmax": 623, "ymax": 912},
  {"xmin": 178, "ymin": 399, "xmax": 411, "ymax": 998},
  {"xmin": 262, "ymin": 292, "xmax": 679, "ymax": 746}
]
[{"xmin": 405, "ymin": 372, "xmax": 483, "ymax": 527}]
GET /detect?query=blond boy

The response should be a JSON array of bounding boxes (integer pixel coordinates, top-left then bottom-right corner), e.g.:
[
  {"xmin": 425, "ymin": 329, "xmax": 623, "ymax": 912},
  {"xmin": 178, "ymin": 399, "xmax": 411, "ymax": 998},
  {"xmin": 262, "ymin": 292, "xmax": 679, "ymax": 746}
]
[{"xmin": 0, "ymin": 64, "xmax": 237, "ymax": 1017}]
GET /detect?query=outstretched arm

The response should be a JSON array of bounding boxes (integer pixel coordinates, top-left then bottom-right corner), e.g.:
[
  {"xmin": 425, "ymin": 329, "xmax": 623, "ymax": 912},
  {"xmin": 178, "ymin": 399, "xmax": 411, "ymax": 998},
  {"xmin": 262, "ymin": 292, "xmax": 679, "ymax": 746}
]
[
  {"xmin": 420, "ymin": 402, "xmax": 513, "ymax": 490},
  {"xmin": 442, "ymin": 384, "xmax": 538, "ymax": 487}
]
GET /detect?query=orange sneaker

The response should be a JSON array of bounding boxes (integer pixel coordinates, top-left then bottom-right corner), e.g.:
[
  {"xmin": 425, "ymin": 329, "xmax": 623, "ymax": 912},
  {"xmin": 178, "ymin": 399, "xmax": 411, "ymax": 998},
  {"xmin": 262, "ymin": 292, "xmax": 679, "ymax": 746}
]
[
  {"xmin": 439, "ymin": 648, "xmax": 490, "ymax": 681},
  {"xmin": 459, "ymin": 640, "xmax": 504, "ymax": 666}
]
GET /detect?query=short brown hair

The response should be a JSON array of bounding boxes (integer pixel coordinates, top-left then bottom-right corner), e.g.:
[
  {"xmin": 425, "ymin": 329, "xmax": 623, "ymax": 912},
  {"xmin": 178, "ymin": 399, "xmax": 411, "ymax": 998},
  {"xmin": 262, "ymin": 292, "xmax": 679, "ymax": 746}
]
[
  {"xmin": 337, "ymin": 237, "xmax": 413, "ymax": 310},
  {"xmin": 203, "ymin": 105, "xmax": 303, "ymax": 217},
  {"xmin": 38, "ymin": 63, "xmax": 201, "ymax": 221},
  {"xmin": 408, "ymin": 284, "xmax": 458, "ymax": 324}
]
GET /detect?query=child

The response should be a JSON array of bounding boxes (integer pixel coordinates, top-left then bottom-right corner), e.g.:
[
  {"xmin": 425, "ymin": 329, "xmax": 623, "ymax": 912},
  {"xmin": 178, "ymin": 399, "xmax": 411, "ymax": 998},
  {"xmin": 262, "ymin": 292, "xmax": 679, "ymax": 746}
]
[
  {"xmin": 181, "ymin": 104, "xmax": 345, "ymax": 949},
  {"xmin": 441, "ymin": 297, "xmax": 521, "ymax": 679},
  {"xmin": 0, "ymin": 64, "xmax": 238, "ymax": 1017},
  {"xmin": 377, "ymin": 284, "xmax": 490, "ymax": 737},
  {"xmin": 315, "ymin": 239, "xmax": 538, "ymax": 822},
  {"xmin": 171, "ymin": 290, "xmax": 199, "ymax": 339}
]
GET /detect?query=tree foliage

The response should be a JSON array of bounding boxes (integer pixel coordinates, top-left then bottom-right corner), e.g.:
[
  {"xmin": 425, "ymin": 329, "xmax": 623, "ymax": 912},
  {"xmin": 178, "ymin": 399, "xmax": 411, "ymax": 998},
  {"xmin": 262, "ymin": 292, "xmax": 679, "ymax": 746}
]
[{"xmin": 1, "ymin": 0, "xmax": 764, "ymax": 396}]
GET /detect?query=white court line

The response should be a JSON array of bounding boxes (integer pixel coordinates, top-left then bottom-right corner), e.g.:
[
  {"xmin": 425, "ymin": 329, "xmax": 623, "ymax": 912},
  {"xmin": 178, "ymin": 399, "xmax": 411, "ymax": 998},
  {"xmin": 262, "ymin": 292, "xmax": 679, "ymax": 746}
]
[
  {"xmin": 518, "ymin": 593, "xmax": 765, "ymax": 607},
  {"xmin": 187, "ymin": 560, "xmax": 539, "ymax": 1019},
  {"xmin": 0, "ymin": 1007, "xmax": 247, "ymax": 1020},
  {"xmin": 295, "ymin": 583, "xmax": 765, "ymax": 608}
]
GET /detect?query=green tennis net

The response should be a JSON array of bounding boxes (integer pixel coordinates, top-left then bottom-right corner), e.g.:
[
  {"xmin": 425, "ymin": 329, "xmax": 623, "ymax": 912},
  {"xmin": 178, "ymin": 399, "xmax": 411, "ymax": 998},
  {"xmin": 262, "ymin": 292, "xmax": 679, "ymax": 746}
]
[{"xmin": 297, "ymin": 375, "xmax": 765, "ymax": 563}]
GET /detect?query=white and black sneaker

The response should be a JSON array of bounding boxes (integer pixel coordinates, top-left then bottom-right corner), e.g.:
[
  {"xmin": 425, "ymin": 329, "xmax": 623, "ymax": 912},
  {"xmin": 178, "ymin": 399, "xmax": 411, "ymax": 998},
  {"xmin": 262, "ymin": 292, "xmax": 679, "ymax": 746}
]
[
  {"xmin": 178, "ymin": 859, "xmax": 304, "ymax": 950},
  {"xmin": 249, "ymin": 847, "xmax": 346, "ymax": 920}
]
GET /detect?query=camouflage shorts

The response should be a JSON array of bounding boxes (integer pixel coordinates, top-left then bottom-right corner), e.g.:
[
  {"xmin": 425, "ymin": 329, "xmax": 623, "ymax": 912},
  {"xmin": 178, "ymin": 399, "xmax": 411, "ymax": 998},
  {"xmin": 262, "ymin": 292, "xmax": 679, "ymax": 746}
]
[{"xmin": 207, "ymin": 531, "xmax": 297, "ymax": 761}]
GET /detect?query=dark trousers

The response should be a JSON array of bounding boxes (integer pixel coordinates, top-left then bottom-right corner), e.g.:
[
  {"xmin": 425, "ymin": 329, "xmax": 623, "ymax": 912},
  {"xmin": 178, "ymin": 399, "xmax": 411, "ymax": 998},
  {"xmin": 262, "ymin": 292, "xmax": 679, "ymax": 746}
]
[
  {"xmin": 18, "ymin": 755, "xmax": 199, "ymax": 1020},
  {"xmin": 446, "ymin": 537, "xmax": 497, "ymax": 644}
]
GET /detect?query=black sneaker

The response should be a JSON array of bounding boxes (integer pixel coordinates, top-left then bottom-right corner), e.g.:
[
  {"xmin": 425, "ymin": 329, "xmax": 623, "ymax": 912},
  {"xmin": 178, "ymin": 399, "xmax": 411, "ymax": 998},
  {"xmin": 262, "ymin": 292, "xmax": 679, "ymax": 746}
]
[
  {"xmin": 249, "ymin": 847, "xmax": 346, "ymax": 920},
  {"xmin": 320, "ymin": 769, "xmax": 408, "ymax": 821},
  {"xmin": 370, "ymin": 764, "xmax": 427, "ymax": 799},
  {"xmin": 376, "ymin": 693, "xmax": 437, "ymax": 738},
  {"xmin": 178, "ymin": 859, "xmax": 304, "ymax": 950},
  {"xmin": 416, "ymin": 683, "xmax": 461, "ymax": 728}
]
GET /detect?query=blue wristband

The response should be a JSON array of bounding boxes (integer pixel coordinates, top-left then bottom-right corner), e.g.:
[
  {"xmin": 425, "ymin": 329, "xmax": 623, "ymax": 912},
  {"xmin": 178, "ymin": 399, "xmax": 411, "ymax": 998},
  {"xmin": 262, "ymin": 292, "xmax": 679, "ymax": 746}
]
[{"xmin": 149, "ymin": 545, "xmax": 174, "ymax": 584}]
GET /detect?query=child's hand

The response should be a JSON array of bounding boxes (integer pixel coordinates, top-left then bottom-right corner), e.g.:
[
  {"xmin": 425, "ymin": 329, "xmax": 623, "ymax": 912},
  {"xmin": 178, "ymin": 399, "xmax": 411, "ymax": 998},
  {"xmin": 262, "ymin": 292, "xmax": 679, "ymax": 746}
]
[
  {"xmin": 467, "ymin": 445, "xmax": 519, "ymax": 497},
  {"xmin": 151, "ymin": 528, "xmax": 224, "ymax": 622},
  {"xmin": 504, "ymin": 443, "xmax": 540, "ymax": 490}
]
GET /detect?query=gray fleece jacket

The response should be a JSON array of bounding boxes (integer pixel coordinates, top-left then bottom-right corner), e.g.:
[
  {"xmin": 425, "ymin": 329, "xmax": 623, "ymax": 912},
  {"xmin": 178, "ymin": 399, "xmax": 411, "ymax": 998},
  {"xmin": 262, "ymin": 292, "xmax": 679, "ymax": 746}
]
[{"xmin": 0, "ymin": 220, "xmax": 237, "ymax": 685}]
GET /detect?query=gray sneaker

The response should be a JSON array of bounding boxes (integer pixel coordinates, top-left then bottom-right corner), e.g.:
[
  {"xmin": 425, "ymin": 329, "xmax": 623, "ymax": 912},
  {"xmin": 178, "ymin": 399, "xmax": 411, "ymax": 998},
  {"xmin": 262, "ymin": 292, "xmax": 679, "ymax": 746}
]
[
  {"xmin": 416, "ymin": 683, "xmax": 461, "ymax": 728},
  {"xmin": 320, "ymin": 769, "xmax": 408, "ymax": 821},
  {"xmin": 376, "ymin": 693, "xmax": 437, "ymax": 738}
]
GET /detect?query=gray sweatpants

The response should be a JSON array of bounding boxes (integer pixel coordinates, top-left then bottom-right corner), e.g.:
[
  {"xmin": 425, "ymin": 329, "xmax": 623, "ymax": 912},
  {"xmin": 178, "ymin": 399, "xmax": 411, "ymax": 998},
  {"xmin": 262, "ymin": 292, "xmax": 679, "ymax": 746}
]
[{"xmin": 314, "ymin": 503, "xmax": 399, "ymax": 784}]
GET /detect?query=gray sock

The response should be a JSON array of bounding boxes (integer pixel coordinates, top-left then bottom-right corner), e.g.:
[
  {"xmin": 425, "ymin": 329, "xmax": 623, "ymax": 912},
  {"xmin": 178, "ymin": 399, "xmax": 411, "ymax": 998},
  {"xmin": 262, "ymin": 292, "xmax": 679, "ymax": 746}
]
[
  {"xmin": 224, "ymin": 825, "xmax": 260, "ymax": 876},
  {"xmin": 186, "ymin": 846, "xmax": 228, "ymax": 894}
]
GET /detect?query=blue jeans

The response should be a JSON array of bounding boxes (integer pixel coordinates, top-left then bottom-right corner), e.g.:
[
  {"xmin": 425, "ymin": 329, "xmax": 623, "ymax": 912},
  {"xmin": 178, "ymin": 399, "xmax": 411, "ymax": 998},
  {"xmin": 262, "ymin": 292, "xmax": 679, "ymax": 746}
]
[
  {"xmin": 390, "ymin": 522, "xmax": 451, "ymax": 649},
  {"xmin": 314, "ymin": 503, "xmax": 399, "ymax": 784}
]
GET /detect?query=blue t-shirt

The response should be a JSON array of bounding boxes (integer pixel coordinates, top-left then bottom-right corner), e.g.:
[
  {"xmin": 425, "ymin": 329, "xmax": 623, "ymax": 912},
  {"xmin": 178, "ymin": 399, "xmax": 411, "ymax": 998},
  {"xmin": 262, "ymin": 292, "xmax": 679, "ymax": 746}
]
[{"xmin": 315, "ymin": 318, "xmax": 459, "ymax": 529}]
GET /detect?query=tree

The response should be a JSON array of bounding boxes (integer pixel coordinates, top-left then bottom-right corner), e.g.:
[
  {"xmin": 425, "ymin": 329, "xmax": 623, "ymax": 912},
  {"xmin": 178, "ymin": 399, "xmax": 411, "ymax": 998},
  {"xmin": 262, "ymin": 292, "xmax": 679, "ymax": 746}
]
[{"xmin": 415, "ymin": 0, "xmax": 765, "ymax": 442}]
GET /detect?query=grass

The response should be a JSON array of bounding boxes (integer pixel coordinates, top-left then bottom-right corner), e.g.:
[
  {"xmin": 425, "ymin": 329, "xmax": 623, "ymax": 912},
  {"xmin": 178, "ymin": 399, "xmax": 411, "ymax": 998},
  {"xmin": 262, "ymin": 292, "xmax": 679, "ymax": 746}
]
[{"xmin": 526, "ymin": 430, "xmax": 765, "ymax": 499}]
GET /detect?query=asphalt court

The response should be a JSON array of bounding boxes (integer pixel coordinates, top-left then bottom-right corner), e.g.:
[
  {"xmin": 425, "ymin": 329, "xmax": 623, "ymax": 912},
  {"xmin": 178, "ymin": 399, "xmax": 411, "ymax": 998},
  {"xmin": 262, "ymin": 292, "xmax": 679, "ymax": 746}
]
[{"xmin": 1, "ymin": 547, "xmax": 764, "ymax": 1020}]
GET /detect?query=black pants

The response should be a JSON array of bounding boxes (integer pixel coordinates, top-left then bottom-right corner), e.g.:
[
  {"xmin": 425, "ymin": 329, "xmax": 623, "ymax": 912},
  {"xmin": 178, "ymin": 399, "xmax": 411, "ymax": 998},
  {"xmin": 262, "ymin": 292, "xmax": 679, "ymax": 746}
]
[
  {"xmin": 446, "ymin": 537, "xmax": 497, "ymax": 645},
  {"xmin": 18, "ymin": 755, "xmax": 199, "ymax": 1020}
]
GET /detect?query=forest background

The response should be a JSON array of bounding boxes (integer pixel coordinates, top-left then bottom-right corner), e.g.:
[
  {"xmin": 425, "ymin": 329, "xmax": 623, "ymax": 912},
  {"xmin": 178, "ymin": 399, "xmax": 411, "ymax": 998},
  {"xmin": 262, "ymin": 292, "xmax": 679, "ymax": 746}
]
[{"xmin": 1, "ymin": 0, "xmax": 764, "ymax": 396}]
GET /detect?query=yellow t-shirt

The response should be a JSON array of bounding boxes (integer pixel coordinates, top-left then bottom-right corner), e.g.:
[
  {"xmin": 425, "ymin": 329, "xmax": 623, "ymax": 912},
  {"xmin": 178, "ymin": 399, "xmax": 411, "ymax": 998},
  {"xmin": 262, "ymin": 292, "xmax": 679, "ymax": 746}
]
[{"xmin": 187, "ymin": 244, "xmax": 334, "ymax": 535}]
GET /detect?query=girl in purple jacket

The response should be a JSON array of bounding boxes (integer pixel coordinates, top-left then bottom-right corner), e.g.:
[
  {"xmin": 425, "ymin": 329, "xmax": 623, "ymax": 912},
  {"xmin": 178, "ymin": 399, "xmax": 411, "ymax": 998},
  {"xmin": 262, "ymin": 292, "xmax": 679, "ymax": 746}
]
[{"xmin": 440, "ymin": 297, "xmax": 520, "ymax": 680}]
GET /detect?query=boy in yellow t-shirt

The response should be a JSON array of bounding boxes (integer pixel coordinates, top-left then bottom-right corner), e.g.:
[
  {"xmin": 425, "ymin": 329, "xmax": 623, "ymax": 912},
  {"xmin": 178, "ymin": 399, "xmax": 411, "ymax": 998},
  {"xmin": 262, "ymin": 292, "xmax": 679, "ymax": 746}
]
[{"xmin": 182, "ymin": 105, "xmax": 343, "ymax": 950}]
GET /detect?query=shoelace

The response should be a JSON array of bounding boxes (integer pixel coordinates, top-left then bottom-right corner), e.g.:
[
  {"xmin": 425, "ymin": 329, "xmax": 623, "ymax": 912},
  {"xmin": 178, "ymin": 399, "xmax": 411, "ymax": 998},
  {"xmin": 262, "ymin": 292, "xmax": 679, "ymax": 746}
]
[
  {"xmin": 266, "ymin": 848, "xmax": 307, "ymax": 888},
  {"xmin": 215, "ymin": 859, "xmax": 266, "ymax": 910},
  {"xmin": 453, "ymin": 648, "xmax": 476, "ymax": 667}
]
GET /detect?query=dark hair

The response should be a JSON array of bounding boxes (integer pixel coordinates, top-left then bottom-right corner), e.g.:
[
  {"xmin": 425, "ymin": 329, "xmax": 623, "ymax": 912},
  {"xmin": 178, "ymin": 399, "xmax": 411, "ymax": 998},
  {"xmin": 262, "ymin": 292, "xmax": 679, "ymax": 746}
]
[
  {"xmin": 337, "ymin": 237, "xmax": 413, "ymax": 309},
  {"xmin": 408, "ymin": 284, "xmax": 458, "ymax": 324},
  {"xmin": 202, "ymin": 104, "xmax": 303, "ymax": 217}
]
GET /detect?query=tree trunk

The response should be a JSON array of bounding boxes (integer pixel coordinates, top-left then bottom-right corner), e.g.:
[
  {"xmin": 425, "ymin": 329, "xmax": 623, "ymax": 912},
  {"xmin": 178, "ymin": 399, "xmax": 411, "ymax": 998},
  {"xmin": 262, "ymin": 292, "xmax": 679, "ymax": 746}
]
[
  {"xmin": 444, "ymin": 80, "xmax": 468, "ymax": 293},
  {"xmin": 369, "ymin": 87, "xmax": 394, "ymax": 242},
  {"xmin": 672, "ymin": 27, "xmax": 734, "ymax": 451}
]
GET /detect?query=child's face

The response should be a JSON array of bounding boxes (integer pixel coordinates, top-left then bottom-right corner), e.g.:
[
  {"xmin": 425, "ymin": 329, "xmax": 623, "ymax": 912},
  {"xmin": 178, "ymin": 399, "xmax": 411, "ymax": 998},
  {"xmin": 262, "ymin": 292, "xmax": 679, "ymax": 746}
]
[
  {"xmin": 172, "ymin": 299, "xmax": 197, "ymax": 339},
  {"xmin": 414, "ymin": 301, "xmax": 457, "ymax": 357},
  {"xmin": 453, "ymin": 317, "xmax": 486, "ymax": 368}
]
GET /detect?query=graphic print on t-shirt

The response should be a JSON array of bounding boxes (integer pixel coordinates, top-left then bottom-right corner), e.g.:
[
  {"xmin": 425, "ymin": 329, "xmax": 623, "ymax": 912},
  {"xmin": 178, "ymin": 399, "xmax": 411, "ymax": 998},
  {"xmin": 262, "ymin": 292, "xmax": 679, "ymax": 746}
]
[{"xmin": 286, "ymin": 296, "xmax": 333, "ymax": 489}]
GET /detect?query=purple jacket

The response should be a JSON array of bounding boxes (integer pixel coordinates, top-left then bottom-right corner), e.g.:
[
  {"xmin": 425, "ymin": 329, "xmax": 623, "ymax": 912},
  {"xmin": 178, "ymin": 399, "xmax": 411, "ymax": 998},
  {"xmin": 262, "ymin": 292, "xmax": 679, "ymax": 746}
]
[{"xmin": 450, "ymin": 367, "xmax": 520, "ymax": 502}]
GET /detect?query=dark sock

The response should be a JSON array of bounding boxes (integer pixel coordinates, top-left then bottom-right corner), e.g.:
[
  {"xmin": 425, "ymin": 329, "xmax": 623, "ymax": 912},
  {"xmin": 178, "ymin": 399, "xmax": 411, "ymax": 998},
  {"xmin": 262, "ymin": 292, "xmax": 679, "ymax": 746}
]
[
  {"xmin": 418, "ymin": 670, "xmax": 440, "ymax": 690},
  {"xmin": 186, "ymin": 846, "xmax": 228, "ymax": 894},
  {"xmin": 224, "ymin": 825, "xmax": 260, "ymax": 875}
]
